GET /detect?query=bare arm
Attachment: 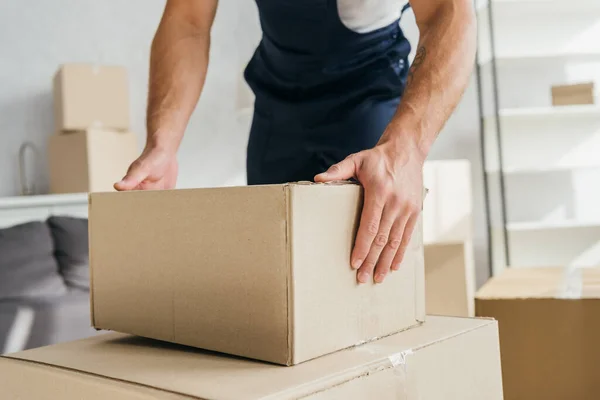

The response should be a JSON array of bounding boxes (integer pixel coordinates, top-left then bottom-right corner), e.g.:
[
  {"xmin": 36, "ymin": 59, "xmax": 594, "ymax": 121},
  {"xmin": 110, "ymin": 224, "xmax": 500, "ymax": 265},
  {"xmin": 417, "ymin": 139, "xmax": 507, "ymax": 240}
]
[
  {"xmin": 147, "ymin": 0, "xmax": 218, "ymax": 153},
  {"xmin": 115, "ymin": 0, "xmax": 218, "ymax": 191},
  {"xmin": 380, "ymin": 0, "xmax": 477, "ymax": 156},
  {"xmin": 315, "ymin": 0, "xmax": 477, "ymax": 284}
]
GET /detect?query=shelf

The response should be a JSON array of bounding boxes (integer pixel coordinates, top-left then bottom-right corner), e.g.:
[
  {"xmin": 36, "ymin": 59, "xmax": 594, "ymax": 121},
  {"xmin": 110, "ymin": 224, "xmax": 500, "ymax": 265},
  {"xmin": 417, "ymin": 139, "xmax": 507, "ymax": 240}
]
[
  {"xmin": 507, "ymin": 220, "xmax": 600, "ymax": 231},
  {"xmin": 487, "ymin": 104, "xmax": 600, "ymax": 120},
  {"xmin": 487, "ymin": 164, "xmax": 600, "ymax": 175},
  {"xmin": 479, "ymin": 50, "xmax": 600, "ymax": 68},
  {"xmin": 476, "ymin": 0, "xmax": 600, "ymax": 14}
]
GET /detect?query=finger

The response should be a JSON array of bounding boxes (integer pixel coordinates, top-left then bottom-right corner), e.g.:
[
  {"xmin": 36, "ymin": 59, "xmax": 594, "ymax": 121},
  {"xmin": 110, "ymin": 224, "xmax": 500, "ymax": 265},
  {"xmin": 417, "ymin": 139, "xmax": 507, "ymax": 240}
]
[
  {"xmin": 374, "ymin": 211, "xmax": 409, "ymax": 282},
  {"xmin": 351, "ymin": 185, "xmax": 385, "ymax": 271},
  {"xmin": 314, "ymin": 155, "xmax": 357, "ymax": 182},
  {"xmin": 136, "ymin": 179, "xmax": 165, "ymax": 191},
  {"xmin": 391, "ymin": 213, "xmax": 418, "ymax": 271},
  {"xmin": 114, "ymin": 159, "xmax": 149, "ymax": 191},
  {"xmin": 357, "ymin": 204, "xmax": 397, "ymax": 284}
]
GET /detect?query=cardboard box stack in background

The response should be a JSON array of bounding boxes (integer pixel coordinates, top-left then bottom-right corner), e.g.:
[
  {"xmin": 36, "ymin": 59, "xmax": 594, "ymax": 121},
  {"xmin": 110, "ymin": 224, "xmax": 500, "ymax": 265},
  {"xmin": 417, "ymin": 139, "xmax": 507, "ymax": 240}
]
[
  {"xmin": 1, "ymin": 183, "xmax": 505, "ymax": 398},
  {"xmin": 48, "ymin": 63, "xmax": 139, "ymax": 194},
  {"xmin": 422, "ymin": 159, "xmax": 476, "ymax": 317},
  {"xmin": 476, "ymin": 267, "xmax": 600, "ymax": 400}
]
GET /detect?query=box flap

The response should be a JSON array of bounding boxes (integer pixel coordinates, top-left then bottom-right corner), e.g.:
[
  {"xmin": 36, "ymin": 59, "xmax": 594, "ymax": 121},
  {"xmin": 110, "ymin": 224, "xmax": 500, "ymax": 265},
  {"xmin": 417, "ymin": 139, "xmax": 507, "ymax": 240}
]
[
  {"xmin": 476, "ymin": 267, "xmax": 600, "ymax": 300},
  {"xmin": 1, "ymin": 317, "xmax": 495, "ymax": 400}
]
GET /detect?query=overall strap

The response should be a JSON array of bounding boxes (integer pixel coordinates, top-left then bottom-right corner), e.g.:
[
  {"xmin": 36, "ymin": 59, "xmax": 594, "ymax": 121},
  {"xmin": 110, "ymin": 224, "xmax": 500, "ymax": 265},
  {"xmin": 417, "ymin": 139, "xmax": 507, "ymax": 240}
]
[{"xmin": 401, "ymin": 2, "xmax": 411, "ymax": 16}]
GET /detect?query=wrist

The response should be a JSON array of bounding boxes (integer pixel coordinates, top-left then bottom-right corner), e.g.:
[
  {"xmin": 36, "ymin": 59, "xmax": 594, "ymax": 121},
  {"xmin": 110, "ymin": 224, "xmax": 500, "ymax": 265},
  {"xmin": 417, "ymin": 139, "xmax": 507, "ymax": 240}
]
[
  {"xmin": 378, "ymin": 126, "xmax": 429, "ymax": 165},
  {"xmin": 146, "ymin": 130, "xmax": 180, "ymax": 156}
]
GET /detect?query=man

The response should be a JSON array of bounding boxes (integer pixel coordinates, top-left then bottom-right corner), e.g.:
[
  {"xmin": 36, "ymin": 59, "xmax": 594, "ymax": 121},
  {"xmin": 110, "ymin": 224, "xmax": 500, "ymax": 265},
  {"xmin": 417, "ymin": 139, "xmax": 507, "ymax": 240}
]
[{"xmin": 114, "ymin": 0, "xmax": 477, "ymax": 285}]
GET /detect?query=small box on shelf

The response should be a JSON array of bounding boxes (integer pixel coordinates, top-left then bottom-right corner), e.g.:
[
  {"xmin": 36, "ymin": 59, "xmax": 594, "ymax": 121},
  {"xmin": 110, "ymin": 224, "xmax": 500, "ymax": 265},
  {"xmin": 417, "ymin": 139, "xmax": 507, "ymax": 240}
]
[{"xmin": 551, "ymin": 82, "xmax": 595, "ymax": 106}]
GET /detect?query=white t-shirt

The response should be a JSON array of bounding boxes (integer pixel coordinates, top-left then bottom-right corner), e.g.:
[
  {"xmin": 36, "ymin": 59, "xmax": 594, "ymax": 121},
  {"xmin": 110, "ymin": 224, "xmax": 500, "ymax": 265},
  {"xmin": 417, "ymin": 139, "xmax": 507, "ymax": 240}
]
[{"xmin": 337, "ymin": 0, "xmax": 404, "ymax": 33}]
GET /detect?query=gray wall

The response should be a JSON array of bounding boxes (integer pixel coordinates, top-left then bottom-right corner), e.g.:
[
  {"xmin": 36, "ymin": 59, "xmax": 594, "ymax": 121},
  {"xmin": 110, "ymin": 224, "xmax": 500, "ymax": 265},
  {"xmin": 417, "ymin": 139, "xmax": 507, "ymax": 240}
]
[{"xmin": 0, "ymin": 1, "xmax": 488, "ymax": 284}]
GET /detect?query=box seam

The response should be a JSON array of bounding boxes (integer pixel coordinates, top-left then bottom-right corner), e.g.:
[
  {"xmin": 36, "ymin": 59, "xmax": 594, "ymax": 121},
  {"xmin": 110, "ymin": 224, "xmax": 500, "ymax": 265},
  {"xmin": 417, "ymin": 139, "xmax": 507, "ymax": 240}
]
[
  {"xmin": 284, "ymin": 184, "xmax": 294, "ymax": 365},
  {"xmin": 415, "ymin": 188, "xmax": 428, "ymax": 323},
  {"xmin": 392, "ymin": 319, "xmax": 496, "ymax": 356},
  {"xmin": 84, "ymin": 131, "xmax": 93, "ymax": 191},
  {"xmin": 88, "ymin": 193, "xmax": 96, "ymax": 328},
  {"xmin": 0, "ymin": 357, "xmax": 201, "ymax": 400}
]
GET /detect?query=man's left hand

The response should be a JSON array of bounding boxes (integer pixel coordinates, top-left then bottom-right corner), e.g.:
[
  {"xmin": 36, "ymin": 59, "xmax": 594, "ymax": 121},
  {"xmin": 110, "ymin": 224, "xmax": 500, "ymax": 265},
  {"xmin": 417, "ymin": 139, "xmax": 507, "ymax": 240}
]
[{"xmin": 314, "ymin": 136, "xmax": 425, "ymax": 284}]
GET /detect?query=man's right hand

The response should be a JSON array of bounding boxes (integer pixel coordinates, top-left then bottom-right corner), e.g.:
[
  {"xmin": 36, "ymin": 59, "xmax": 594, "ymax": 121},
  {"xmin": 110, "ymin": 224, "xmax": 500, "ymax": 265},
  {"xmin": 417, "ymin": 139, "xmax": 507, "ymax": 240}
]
[{"xmin": 114, "ymin": 146, "xmax": 178, "ymax": 191}]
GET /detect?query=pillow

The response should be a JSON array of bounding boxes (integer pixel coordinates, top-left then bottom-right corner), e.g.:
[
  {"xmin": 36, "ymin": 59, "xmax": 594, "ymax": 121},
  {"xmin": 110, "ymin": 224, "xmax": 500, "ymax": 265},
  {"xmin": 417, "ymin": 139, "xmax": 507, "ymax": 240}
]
[
  {"xmin": 46, "ymin": 216, "xmax": 90, "ymax": 290},
  {"xmin": 0, "ymin": 221, "xmax": 68, "ymax": 300}
]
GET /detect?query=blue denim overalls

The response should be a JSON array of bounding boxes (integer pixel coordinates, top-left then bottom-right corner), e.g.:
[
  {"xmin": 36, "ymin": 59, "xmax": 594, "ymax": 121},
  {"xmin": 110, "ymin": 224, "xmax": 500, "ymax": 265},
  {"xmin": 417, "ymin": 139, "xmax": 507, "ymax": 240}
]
[{"xmin": 244, "ymin": 1, "xmax": 412, "ymax": 184}]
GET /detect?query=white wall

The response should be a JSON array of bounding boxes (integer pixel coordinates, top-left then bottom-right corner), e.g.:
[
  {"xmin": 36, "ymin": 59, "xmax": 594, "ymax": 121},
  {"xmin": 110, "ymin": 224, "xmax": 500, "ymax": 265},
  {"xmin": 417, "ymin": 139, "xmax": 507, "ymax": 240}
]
[
  {"xmin": 0, "ymin": 1, "xmax": 489, "ymax": 284},
  {"xmin": 0, "ymin": 0, "xmax": 261, "ymax": 195}
]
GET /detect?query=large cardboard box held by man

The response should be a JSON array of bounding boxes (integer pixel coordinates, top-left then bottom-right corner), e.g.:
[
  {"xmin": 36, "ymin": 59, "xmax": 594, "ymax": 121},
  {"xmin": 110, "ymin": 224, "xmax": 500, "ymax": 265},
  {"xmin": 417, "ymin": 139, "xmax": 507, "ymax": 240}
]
[
  {"xmin": 48, "ymin": 129, "xmax": 138, "ymax": 194},
  {"xmin": 53, "ymin": 63, "xmax": 130, "ymax": 132},
  {"xmin": 88, "ymin": 182, "xmax": 426, "ymax": 365},
  {"xmin": 0, "ymin": 316, "xmax": 504, "ymax": 400},
  {"xmin": 476, "ymin": 267, "xmax": 600, "ymax": 400}
]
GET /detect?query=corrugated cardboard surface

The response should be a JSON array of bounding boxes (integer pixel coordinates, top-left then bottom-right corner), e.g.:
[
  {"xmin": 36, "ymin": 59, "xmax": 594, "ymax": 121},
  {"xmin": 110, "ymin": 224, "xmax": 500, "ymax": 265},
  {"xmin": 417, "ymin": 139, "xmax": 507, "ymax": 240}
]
[
  {"xmin": 85, "ymin": 129, "xmax": 139, "ymax": 192},
  {"xmin": 48, "ymin": 129, "xmax": 138, "ymax": 194},
  {"xmin": 476, "ymin": 267, "xmax": 600, "ymax": 400},
  {"xmin": 289, "ymin": 184, "xmax": 425, "ymax": 363},
  {"xmin": 53, "ymin": 63, "xmax": 130, "ymax": 131},
  {"xmin": 89, "ymin": 183, "xmax": 425, "ymax": 365},
  {"xmin": 425, "ymin": 242, "xmax": 474, "ymax": 317},
  {"xmin": 0, "ymin": 316, "xmax": 503, "ymax": 400},
  {"xmin": 90, "ymin": 185, "xmax": 290, "ymax": 364},
  {"xmin": 48, "ymin": 131, "xmax": 90, "ymax": 193}
]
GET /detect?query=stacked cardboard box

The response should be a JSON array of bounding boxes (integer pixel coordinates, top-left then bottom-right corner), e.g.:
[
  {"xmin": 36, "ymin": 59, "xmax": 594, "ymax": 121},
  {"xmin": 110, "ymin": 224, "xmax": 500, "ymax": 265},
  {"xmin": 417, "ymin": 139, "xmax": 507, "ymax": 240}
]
[
  {"xmin": 48, "ymin": 63, "xmax": 139, "ymax": 194},
  {"xmin": 1, "ymin": 183, "xmax": 505, "ymax": 398},
  {"xmin": 476, "ymin": 267, "xmax": 600, "ymax": 399},
  {"xmin": 423, "ymin": 159, "xmax": 476, "ymax": 317}
]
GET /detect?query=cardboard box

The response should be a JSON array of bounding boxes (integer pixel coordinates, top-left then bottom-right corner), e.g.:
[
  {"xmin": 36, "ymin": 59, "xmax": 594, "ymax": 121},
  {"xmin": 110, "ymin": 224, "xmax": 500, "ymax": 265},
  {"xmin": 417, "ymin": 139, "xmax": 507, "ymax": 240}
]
[
  {"xmin": 476, "ymin": 267, "xmax": 600, "ymax": 400},
  {"xmin": 48, "ymin": 129, "xmax": 138, "ymax": 194},
  {"xmin": 53, "ymin": 63, "xmax": 130, "ymax": 131},
  {"xmin": 425, "ymin": 242, "xmax": 475, "ymax": 317},
  {"xmin": 0, "ymin": 316, "xmax": 504, "ymax": 400},
  {"xmin": 551, "ymin": 82, "xmax": 595, "ymax": 106},
  {"xmin": 423, "ymin": 159, "xmax": 472, "ymax": 245},
  {"xmin": 88, "ymin": 183, "xmax": 426, "ymax": 365},
  {"xmin": 422, "ymin": 160, "xmax": 475, "ymax": 317}
]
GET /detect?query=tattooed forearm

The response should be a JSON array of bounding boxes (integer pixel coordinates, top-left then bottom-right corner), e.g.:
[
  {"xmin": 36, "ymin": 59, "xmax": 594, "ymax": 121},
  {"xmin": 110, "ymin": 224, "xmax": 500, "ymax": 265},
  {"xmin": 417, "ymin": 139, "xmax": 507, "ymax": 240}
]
[
  {"xmin": 406, "ymin": 46, "xmax": 427, "ymax": 86},
  {"xmin": 378, "ymin": 0, "xmax": 477, "ymax": 158}
]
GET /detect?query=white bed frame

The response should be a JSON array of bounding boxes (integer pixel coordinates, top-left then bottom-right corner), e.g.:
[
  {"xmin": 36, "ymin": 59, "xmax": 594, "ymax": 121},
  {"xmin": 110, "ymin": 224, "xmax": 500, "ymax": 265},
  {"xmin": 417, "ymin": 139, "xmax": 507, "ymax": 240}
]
[{"xmin": 0, "ymin": 193, "xmax": 89, "ymax": 229}]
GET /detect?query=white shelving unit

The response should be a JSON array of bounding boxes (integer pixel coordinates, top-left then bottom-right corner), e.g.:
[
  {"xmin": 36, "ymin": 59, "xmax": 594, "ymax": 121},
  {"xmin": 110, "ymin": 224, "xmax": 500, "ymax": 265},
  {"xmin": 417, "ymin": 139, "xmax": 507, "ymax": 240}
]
[{"xmin": 477, "ymin": 0, "xmax": 600, "ymax": 274}]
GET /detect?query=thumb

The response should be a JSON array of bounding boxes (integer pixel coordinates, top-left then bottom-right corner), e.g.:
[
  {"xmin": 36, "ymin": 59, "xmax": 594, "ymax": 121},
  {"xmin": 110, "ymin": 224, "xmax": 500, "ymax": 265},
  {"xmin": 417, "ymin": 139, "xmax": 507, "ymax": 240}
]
[
  {"xmin": 314, "ymin": 156, "xmax": 357, "ymax": 182},
  {"xmin": 114, "ymin": 160, "xmax": 149, "ymax": 191}
]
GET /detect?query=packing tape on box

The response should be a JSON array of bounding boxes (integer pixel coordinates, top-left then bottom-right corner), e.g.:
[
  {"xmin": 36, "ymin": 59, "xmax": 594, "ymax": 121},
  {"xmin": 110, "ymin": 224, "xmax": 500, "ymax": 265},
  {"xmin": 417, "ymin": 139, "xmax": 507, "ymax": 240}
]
[
  {"xmin": 389, "ymin": 349, "xmax": 417, "ymax": 399},
  {"xmin": 557, "ymin": 266, "xmax": 583, "ymax": 299},
  {"xmin": 327, "ymin": 346, "xmax": 416, "ymax": 399}
]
